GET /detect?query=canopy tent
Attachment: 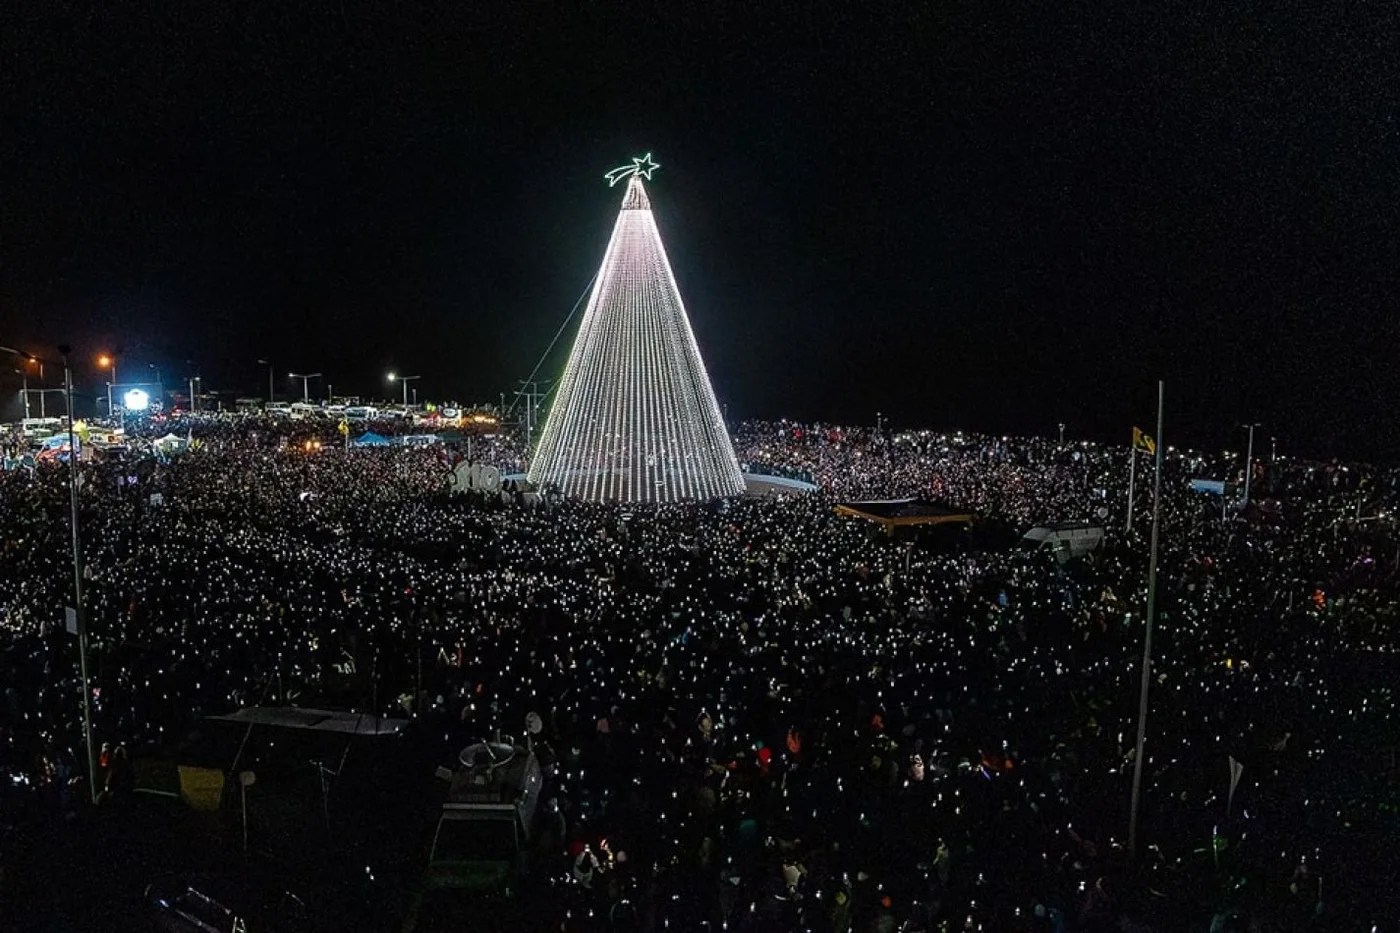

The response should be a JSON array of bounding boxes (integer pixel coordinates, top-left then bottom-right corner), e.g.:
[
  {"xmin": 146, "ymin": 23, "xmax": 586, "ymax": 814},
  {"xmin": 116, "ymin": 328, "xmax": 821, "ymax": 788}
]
[
  {"xmin": 152, "ymin": 433, "xmax": 189, "ymax": 455},
  {"xmin": 835, "ymin": 498, "xmax": 976, "ymax": 535},
  {"xmin": 349, "ymin": 431, "xmax": 393, "ymax": 448}
]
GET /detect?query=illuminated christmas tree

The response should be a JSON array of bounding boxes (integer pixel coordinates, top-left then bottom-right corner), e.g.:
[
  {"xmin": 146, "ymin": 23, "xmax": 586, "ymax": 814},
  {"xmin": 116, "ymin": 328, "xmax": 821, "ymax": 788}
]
[{"xmin": 528, "ymin": 155, "xmax": 745, "ymax": 502}]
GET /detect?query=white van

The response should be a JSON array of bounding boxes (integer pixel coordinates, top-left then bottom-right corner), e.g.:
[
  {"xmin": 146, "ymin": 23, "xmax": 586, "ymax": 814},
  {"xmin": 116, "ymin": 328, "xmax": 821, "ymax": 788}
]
[{"xmin": 21, "ymin": 417, "xmax": 64, "ymax": 438}]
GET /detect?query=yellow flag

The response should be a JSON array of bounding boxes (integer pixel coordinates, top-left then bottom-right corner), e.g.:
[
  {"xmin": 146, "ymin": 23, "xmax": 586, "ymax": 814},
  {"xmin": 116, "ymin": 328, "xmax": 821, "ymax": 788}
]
[
  {"xmin": 338, "ymin": 420, "xmax": 349, "ymax": 435},
  {"xmin": 1132, "ymin": 426, "xmax": 1156, "ymax": 456}
]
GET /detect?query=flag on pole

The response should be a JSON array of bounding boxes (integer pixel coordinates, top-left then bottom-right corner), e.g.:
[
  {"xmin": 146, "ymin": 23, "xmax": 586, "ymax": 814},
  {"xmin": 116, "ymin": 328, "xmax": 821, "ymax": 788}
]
[
  {"xmin": 1132, "ymin": 426, "xmax": 1156, "ymax": 456},
  {"xmin": 1227, "ymin": 755, "xmax": 1244, "ymax": 815},
  {"xmin": 338, "ymin": 420, "xmax": 349, "ymax": 436}
]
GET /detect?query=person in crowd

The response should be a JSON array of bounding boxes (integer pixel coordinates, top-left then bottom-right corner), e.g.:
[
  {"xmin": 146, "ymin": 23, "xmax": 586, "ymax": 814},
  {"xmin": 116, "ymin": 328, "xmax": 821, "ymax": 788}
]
[{"xmin": 1, "ymin": 411, "xmax": 1397, "ymax": 929}]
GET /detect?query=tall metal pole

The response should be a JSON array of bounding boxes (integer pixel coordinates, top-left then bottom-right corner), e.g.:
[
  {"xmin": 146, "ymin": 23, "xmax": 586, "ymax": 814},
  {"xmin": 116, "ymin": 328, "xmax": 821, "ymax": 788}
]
[
  {"xmin": 289, "ymin": 373, "xmax": 322, "ymax": 404},
  {"xmin": 1124, "ymin": 446, "xmax": 1137, "ymax": 534},
  {"xmin": 1128, "ymin": 379, "xmax": 1165, "ymax": 857},
  {"xmin": 1242, "ymin": 424, "xmax": 1256, "ymax": 506},
  {"xmin": 21, "ymin": 372, "xmax": 30, "ymax": 420},
  {"xmin": 61, "ymin": 351, "xmax": 98, "ymax": 804}
]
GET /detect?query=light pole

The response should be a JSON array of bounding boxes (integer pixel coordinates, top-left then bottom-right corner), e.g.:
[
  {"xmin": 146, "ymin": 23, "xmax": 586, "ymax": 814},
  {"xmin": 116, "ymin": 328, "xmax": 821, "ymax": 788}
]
[
  {"xmin": 26, "ymin": 355, "xmax": 49, "ymax": 417},
  {"xmin": 15, "ymin": 367, "xmax": 30, "ymax": 421},
  {"xmin": 1241, "ymin": 423, "xmax": 1261, "ymax": 506},
  {"xmin": 58, "ymin": 347, "xmax": 97, "ymax": 804},
  {"xmin": 289, "ymin": 372, "xmax": 322, "ymax": 403},
  {"xmin": 1058, "ymin": 423, "xmax": 1066, "ymax": 446},
  {"xmin": 97, "ymin": 354, "xmax": 118, "ymax": 424},
  {"xmin": 257, "ymin": 359, "xmax": 274, "ymax": 404},
  {"xmin": 3, "ymin": 345, "xmax": 98, "ymax": 804},
  {"xmin": 386, "ymin": 372, "xmax": 420, "ymax": 409},
  {"xmin": 148, "ymin": 365, "xmax": 163, "ymax": 411},
  {"xmin": 27, "ymin": 387, "xmax": 66, "ymax": 419},
  {"xmin": 1128, "ymin": 379, "xmax": 1166, "ymax": 857}
]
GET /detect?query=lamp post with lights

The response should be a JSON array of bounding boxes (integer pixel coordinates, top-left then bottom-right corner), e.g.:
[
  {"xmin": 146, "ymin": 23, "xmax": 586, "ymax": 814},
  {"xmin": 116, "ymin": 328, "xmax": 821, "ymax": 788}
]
[
  {"xmin": 289, "ymin": 372, "xmax": 322, "ymax": 404},
  {"xmin": 1, "ymin": 344, "xmax": 98, "ymax": 803},
  {"xmin": 15, "ymin": 365, "xmax": 30, "ymax": 420},
  {"xmin": 386, "ymin": 372, "xmax": 420, "ymax": 409},
  {"xmin": 97, "ymin": 353, "xmax": 118, "ymax": 423},
  {"xmin": 257, "ymin": 359, "xmax": 274, "ymax": 404}
]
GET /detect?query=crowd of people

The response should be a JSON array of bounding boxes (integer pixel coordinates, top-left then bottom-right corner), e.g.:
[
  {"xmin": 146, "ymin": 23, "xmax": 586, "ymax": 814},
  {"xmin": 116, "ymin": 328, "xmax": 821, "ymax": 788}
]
[{"xmin": 2, "ymin": 412, "xmax": 1398, "ymax": 930}]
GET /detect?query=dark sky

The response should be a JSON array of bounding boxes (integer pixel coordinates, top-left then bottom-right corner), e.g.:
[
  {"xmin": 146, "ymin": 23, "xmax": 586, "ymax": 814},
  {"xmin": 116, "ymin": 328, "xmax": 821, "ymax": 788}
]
[{"xmin": 3, "ymin": 3, "xmax": 1398, "ymax": 460}]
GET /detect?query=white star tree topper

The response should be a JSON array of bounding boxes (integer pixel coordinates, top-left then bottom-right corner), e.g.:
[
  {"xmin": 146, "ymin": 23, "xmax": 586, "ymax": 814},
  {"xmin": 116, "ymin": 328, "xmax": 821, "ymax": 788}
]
[{"xmin": 604, "ymin": 153, "xmax": 661, "ymax": 187}]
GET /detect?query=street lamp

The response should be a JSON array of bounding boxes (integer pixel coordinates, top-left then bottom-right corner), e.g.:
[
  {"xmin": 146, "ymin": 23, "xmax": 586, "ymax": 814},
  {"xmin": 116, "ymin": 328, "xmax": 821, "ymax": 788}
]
[
  {"xmin": 257, "ymin": 359, "xmax": 275, "ymax": 404},
  {"xmin": 185, "ymin": 363, "xmax": 202, "ymax": 414},
  {"xmin": 97, "ymin": 353, "xmax": 118, "ymax": 423},
  {"xmin": 20, "ymin": 354, "xmax": 48, "ymax": 417},
  {"xmin": 288, "ymin": 372, "xmax": 322, "ymax": 404},
  {"xmin": 14, "ymin": 366, "xmax": 31, "ymax": 421},
  {"xmin": 386, "ymin": 372, "xmax": 420, "ymax": 409},
  {"xmin": 0, "ymin": 344, "xmax": 98, "ymax": 803}
]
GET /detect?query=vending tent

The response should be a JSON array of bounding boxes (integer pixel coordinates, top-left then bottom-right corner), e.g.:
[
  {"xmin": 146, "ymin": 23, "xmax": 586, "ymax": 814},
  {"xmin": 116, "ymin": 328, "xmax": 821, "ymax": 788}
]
[
  {"xmin": 152, "ymin": 433, "xmax": 190, "ymax": 456},
  {"xmin": 349, "ymin": 432, "xmax": 393, "ymax": 448}
]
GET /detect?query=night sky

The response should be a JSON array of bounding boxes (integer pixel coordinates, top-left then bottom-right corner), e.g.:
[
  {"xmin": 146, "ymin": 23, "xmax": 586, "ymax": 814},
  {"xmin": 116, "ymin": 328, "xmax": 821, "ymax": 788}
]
[{"xmin": 3, "ymin": 4, "xmax": 1397, "ymax": 461}]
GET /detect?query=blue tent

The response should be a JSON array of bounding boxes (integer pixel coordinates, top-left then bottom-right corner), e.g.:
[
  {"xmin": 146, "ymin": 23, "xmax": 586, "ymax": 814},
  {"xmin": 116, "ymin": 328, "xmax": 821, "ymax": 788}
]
[{"xmin": 350, "ymin": 432, "xmax": 393, "ymax": 448}]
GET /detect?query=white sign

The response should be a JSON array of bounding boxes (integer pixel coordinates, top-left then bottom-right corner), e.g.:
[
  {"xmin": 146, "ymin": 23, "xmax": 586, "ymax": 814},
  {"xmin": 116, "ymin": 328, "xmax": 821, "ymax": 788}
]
[{"xmin": 449, "ymin": 461, "xmax": 502, "ymax": 494}]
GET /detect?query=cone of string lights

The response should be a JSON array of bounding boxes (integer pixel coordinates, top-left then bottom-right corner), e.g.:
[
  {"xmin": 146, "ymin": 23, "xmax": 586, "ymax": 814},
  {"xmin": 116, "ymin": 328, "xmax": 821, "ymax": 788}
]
[{"xmin": 528, "ymin": 155, "xmax": 745, "ymax": 502}]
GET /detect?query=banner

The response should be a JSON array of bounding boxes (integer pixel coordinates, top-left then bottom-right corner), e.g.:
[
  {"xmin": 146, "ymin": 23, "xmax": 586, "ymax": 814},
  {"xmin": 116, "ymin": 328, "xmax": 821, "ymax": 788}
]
[
  {"xmin": 178, "ymin": 765, "xmax": 226, "ymax": 811},
  {"xmin": 1132, "ymin": 426, "xmax": 1156, "ymax": 456}
]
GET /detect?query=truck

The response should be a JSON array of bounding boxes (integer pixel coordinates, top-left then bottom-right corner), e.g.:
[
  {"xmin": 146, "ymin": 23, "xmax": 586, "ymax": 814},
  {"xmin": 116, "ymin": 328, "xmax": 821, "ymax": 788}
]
[{"xmin": 405, "ymin": 740, "xmax": 543, "ymax": 931}]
